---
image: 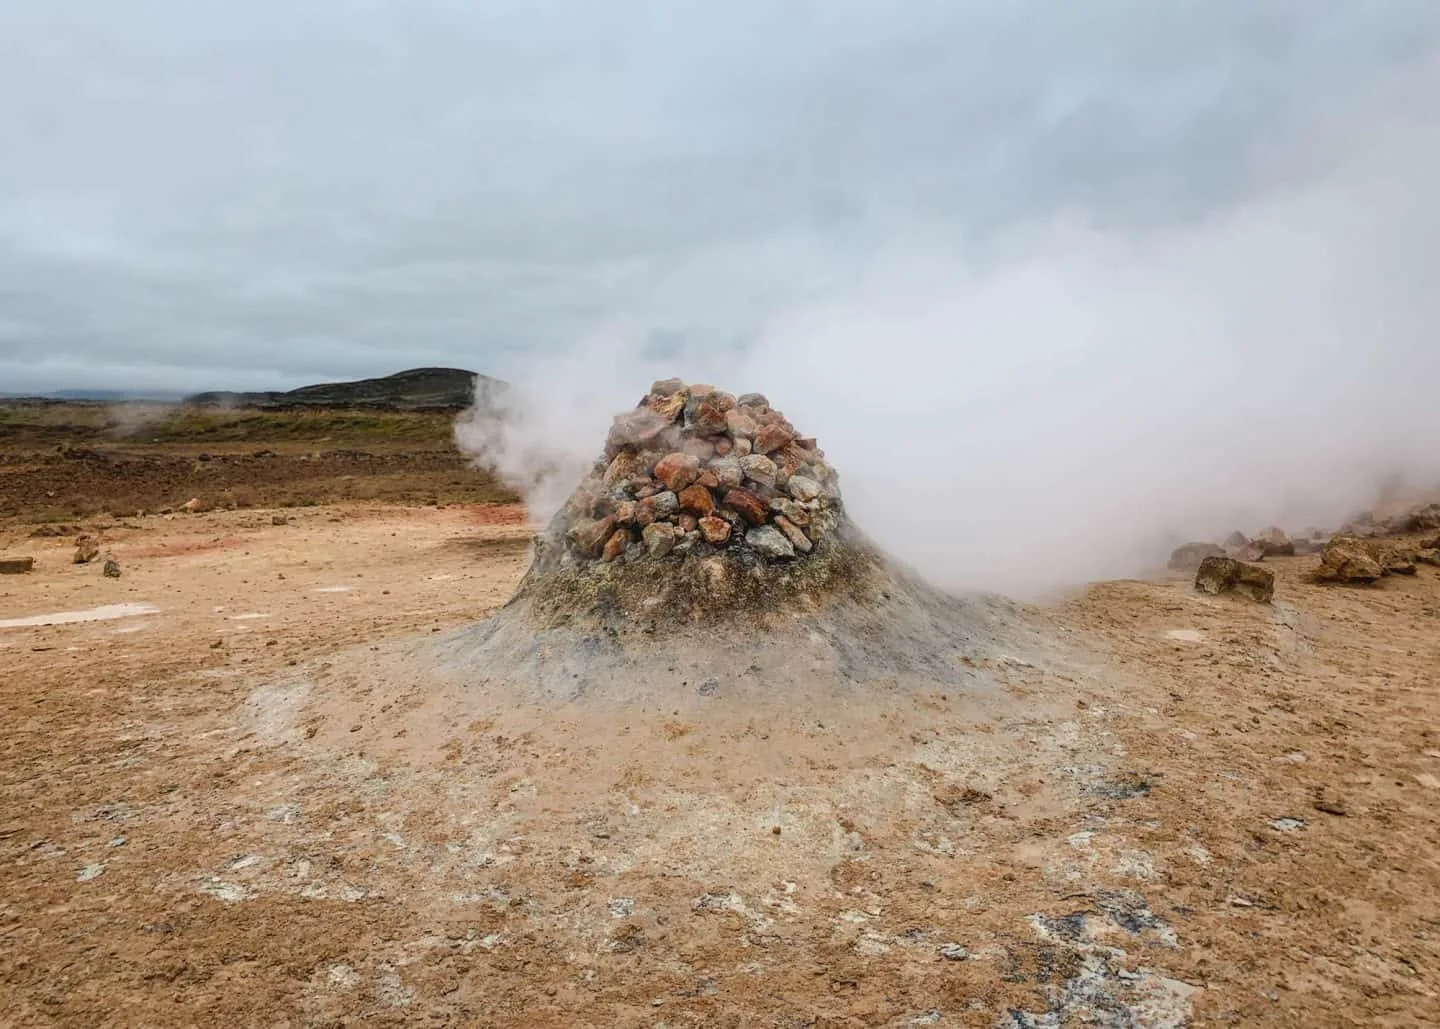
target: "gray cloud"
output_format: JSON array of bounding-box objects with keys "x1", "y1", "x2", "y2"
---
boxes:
[{"x1": 3, "y1": 1, "x2": 1437, "y2": 391}]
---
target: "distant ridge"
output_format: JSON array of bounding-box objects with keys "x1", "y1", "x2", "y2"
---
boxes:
[{"x1": 186, "y1": 367, "x2": 499, "y2": 410}]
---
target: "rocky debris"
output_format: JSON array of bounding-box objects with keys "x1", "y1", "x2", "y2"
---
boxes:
[
  {"x1": 30, "y1": 523, "x2": 82, "y2": 538},
  {"x1": 1194, "y1": 556, "x2": 1275, "y2": 603},
  {"x1": 1311, "y1": 539, "x2": 1385, "y2": 585},
  {"x1": 103, "y1": 558, "x2": 121, "y2": 578},
  {"x1": 73, "y1": 535, "x2": 100, "y2": 564},
  {"x1": 1167, "y1": 542, "x2": 1225, "y2": 571},
  {"x1": 0, "y1": 557, "x2": 35, "y2": 574},
  {"x1": 1254, "y1": 526, "x2": 1296, "y2": 557},
  {"x1": 537, "y1": 381, "x2": 843, "y2": 573},
  {"x1": 1223, "y1": 530, "x2": 1250, "y2": 550},
  {"x1": 938, "y1": 943, "x2": 970, "y2": 961}
]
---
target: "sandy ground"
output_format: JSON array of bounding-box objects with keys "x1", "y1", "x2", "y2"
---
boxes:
[{"x1": 0, "y1": 504, "x2": 1436, "y2": 1027}]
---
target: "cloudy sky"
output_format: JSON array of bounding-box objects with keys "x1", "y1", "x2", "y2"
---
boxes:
[{"x1": 3, "y1": 1, "x2": 1437, "y2": 393}]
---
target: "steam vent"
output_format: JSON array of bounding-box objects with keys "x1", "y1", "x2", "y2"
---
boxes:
[{"x1": 441, "y1": 379, "x2": 1033, "y2": 701}]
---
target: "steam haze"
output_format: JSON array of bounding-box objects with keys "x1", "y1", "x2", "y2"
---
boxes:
[{"x1": 5, "y1": 2, "x2": 1440, "y2": 591}]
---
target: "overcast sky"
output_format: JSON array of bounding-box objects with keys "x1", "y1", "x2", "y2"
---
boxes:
[{"x1": 2, "y1": 1, "x2": 1436, "y2": 391}]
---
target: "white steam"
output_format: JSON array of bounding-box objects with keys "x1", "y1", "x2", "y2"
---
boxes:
[{"x1": 456, "y1": 108, "x2": 1440, "y2": 596}]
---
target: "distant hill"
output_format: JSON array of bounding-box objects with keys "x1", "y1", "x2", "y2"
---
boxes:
[
  {"x1": 186, "y1": 367, "x2": 498, "y2": 411},
  {"x1": 0, "y1": 388, "x2": 193, "y2": 402}
]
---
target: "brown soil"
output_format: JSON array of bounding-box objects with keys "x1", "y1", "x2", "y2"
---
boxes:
[{"x1": 0, "y1": 504, "x2": 1436, "y2": 1024}]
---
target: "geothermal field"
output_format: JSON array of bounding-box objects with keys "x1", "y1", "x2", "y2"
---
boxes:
[{"x1": 0, "y1": 384, "x2": 1437, "y2": 1028}]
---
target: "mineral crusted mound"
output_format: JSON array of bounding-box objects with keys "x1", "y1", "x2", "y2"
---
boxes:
[{"x1": 438, "y1": 380, "x2": 1045, "y2": 702}]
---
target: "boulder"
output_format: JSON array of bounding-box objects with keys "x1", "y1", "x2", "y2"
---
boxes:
[
  {"x1": 103, "y1": 558, "x2": 121, "y2": 578},
  {"x1": 1167, "y1": 542, "x2": 1225, "y2": 571},
  {"x1": 746, "y1": 525, "x2": 796, "y2": 560},
  {"x1": 73, "y1": 535, "x2": 100, "y2": 564},
  {"x1": 678, "y1": 484, "x2": 716, "y2": 518},
  {"x1": 1254, "y1": 526, "x2": 1295, "y2": 557},
  {"x1": 1311, "y1": 539, "x2": 1384, "y2": 585},
  {"x1": 1194, "y1": 556, "x2": 1275, "y2": 603}
]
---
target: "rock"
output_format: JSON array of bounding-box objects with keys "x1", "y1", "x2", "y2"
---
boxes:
[
  {"x1": 1167, "y1": 542, "x2": 1226, "y2": 571},
  {"x1": 653, "y1": 452, "x2": 701, "y2": 492},
  {"x1": 1254, "y1": 526, "x2": 1295, "y2": 557},
  {"x1": 1417, "y1": 548, "x2": 1440, "y2": 567},
  {"x1": 103, "y1": 558, "x2": 121, "y2": 578},
  {"x1": 710, "y1": 456, "x2": 743, "y2": 489},
  {"x1": 642, "y1": 522, "x2": 677, "y2": 558},
  {"x1": 732, "y1": 437, "x2": 753, "y2": 457},
  {"x1": 271, "y1": 514, "x2": 289, "y2": 526},
  {"x1": 722, "y1": 488, "x2": 769, "y2": 526},
  {"x1": 698, "y1": 516, "x2": 732, "y2": 545},
  {"x1": 678, "y1": 484, "x2": 716, "y2": 518},
  {"x1": 746, "y1": 525, "x2": 795, "y2": 560},
  {"x1": 754, "y1": 423, "x2": 794, "y2": 455},
  {"x1": 682, "y1": 437, "x2": 716, "y2": 461},
  {"x1": 770, "y1": 497, "x2": 811, "y2": 527},
  {"x1": 636, "y1": 491, "x2": 679, "y2": 526},
  {"x1": 603, "y1": 451, "x2": 649, "y2": 488},
  {"x1": 677, "y1": 513, "x2": 699, "y2": 534},
  {"x1": 613, "y1": 500, "x2": 637, "y2": 527},
  {"x1": 602, "y1": 529, "x2": 629, "y2": 563},
  {"x1": 73, "y1": 536, "x2": 100, "y2": 564},
  {"x1": 1382, "y1": 503, "x2": 1440, "y2": 534},
  {"x1": 938, "y1": 944, "x2": 969, "y2": 962},
  {"x1": 725, "y1": 409, "x2": 758, "y2": 440},
  {"x1": 713, "y1": 437, "x2": 733, "y2": 456},
  {"x1": 569, "y1": 514, "x2": 618, "y2": 557},
  {"x1": 646, "y1": 390, "x2": 687, "y2": 424},
  {"x1": 1292, "y1": 538, "x2": 1324, "y2": 556},
  {"x1": 774, "y1": 515, "x2": 812, "y2": 553},
  {"x1": 650, "y1": 377, "x2": 686, "y2": 397},
  {"x1": 608, "y1": 409, "x2": 669, "y2": 449},
  {"x1": 786, "y1": 475, "x2": 822, "y2": 503},
  {"x1": 1311, "y1": 539, "x2": 1384, "y2": 584},
  {"x1": 695, "y1": 469, "x2": 720, "y2": 490},
  {"x1": 686, "y1": 400, "x2": 730, "y2": 436},
  {"x1": 180, "y1": 497, "x2": 203, "y2": 513},
  {"x1": 739, "y1": 454, "x2": 778, "y2": 489},
  {"x1": 673, "y1": 530, "x2": 701, "y2": 556},
  {"x1": 1194, "y1": 556, "x2": 1275, "y2": 603},
  {"x1": 0, "y1": 557, "x2": 34, "y2": 574},
  {"x1": 1223, "y1": 531, "x2": 1250, "y2": 550},
  {"x1": 737, "y1": 392, "x2": 769, "y2": 408}
]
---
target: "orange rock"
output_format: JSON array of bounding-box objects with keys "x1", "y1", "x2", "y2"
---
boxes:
[
  {"x1": 722, "y1": 488, "x2": 768, "y2": 526},
  {"x1": 679, "y1": 485, "x2": 716, "y2": 517},
  {"x1": 653, "y1": 452, "x2": 701, "y2": 492},
  {"x1": 602, "y1": 529, "x2": 629, "y2": 562},
  {"x1": 755, "y1": 423, "x2": 794, "y2": 455},
  {"x1": 698, "y1": 516, "x2": 732, "y2": 544}
]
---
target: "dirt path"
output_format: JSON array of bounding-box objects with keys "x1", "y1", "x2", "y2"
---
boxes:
[{"x1": 0, "y1": 505, "x2": 1435, "y2": 1027}]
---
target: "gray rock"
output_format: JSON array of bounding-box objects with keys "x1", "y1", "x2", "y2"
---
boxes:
[
  {"x1": 710, "y1": 455, "x2": 743, "y2": 489},
  {"x1": 102, "y1": 558, "x2": 121, "y2": 578},
  {"x1": 650, "y1": 491, "x2": 680, "y2": 520},
  {"x1": 740, "y1": 454, "x2": 778, "y2": 489},
  {"x1": 746, "y1": 525, "x2": 795, "y2": 560},
  {"x1": 1167, "y1": 542, "x2": 1225, "y2": 571},
  {"x1": 938, "y1": 943, "x2": 969, "y2": 961},
  {"x1": 774, "y1": 515, "x2": 812, "y2": 553},
  {"x1": 737, "y1": 393, "x2": 769, "y2": 408},
  {"x1": 650, "y1": 377, "x2": 686, "y2": 396},
  {"x1": 1195, "y1": 555, "x2": 1275, "y2": 602},
  {"x1": 770, "y1": 497, "x2": 811, "y2": 526},
  {"x1": 786, "y1": 475, "x2": 822, "y2": 502},
  {"x1": 672, "y1": 530, "x2": 701, "y2": 557},
  {"x1": 642, "y1": 522, "x2": 677, "y2": 558}
]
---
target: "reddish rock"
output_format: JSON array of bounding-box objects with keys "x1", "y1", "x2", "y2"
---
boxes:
[
  {"x1": 646, "y1": 390, "x2": 687, "y2": 424},
  {"x1": 613, "y1": 500, "x2": 637, "y2": 526},
  {"x1": 634, "y1": 483, "x2": 658, "y2": 500},
  {"x1": 698, "y1": 516, "x2": 732, "y2": 545},
  {"x1": 695, "y1": 469, "x2": 720, "y2": 490},
  {"x1": 796, "y1": 437, "x2": 817, "y2": 451},
  {"x1": 569, "y1": 514, "x2": 617, "y2": 557},
  {"x1": 774, "y1": 515, "x2": 812, "y2": 553},
  {"x1": 603, "y1": 451, "x2": 646, "y2": 488},
  {"x1": 723, "y1": 488, "x2": 769, "y2": 526},
  {"x1": 677, "y1": 513, "x2": 699, "y2": 533},
  {"x1": 650, "y1": 377, "x2": 686, "y2": 396},
  {"x1": 602, "y1": 529, "x2": 629, "y2": 563},
  {"x1": 688, "y1": 401, "x2": 729, "y2": 436},
  {"x1": 608, "y1": 409, "x2": 669, "y2": 449},
  {"x1": 713, "y1": 437, "x2": 733, "y2": 456},
  {"x1": 754, "y1": 423, "x2": 794, "y2": 455},
  {"x1": 653, "y1": 452, "x2": 701, "y2": 492},
  {"x1": 679, "y1": 484, "x2": 716, "y2": 518},
  {"x1": 682, "y1": 437, "x2": 716, "y2": 460}
]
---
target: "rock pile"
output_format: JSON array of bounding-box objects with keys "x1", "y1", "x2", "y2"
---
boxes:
[{"x1": 548, "y1": 379, "x2": 841, "y2": 570}]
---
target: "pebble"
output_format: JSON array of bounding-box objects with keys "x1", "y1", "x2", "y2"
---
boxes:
[{"x1": 938, "y1": 943, "x2": 969, "y2": 961}]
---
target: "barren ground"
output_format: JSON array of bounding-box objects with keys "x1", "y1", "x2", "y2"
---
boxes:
[{"x1": 0, "y1": 453, "x2": 1437, "y2": 1026}]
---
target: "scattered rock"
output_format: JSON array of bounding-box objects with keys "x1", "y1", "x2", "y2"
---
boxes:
[
  {"x1": 1194, "y1": 556, "x2": 1275, "y2": 603},
  {"x1": 1168, "y1": 542, "x2": 1225, "y2": 571},
  {"x1": 103, "y1": 558, "x2": 121, "y2": 579},
  {"x1": 1311, "y1": 539, "x2": 1384, "y2": 585},
  {"x1": 73, "y1": 535, "x2": 100, "y2": 564},
  {"x1": 1253, "y1": 526, "x2": 1295, "y2": 557},
  {"x1": 746, "y1": 525, "x2": 795, "y2": 560},
  {"x1": 271, "y1": 514, "x2": 289, "y2": 526},
  {"x1": 0, "y1": 557, "x2": 34, "y2": 575},
  {"x1": 938, "y1": 944, "x2": 969, "y2": 961}
]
